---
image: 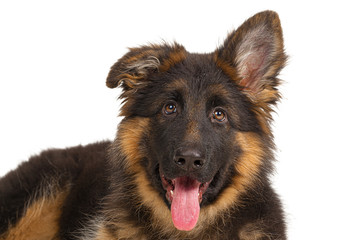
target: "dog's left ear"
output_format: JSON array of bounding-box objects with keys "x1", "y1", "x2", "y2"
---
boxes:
[
  {"x1": 106, "y1": 43, "x2": 186, "y2": 90},
  {"x1": 215, "y1": 11, "x2": 286, "y2": 103}
]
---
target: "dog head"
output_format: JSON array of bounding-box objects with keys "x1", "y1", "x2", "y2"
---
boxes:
[{"x1": 107, "y1": 10, "x2": 286, "y2": 232}]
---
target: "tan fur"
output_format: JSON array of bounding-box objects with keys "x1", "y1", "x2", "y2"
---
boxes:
[
  {"x1": 253, "y1": 88, "x2": 280, "y2": 135},
  {"x1": 202, "y1": 132, "x2": 264, "y2": 220},
  {"x1": 158, "y1": 49, "x2": 187, "y2": 72},
  {"x1": 107, "y1": 117, "x2": 172, "y2": 238},
  {"x1": 94, "y1": 228, "x2": 117, "y2": 240},
  {"x1": 0, "y1": 188, "x2": 69, "y2": 240},
  {"x1": 238, "y1": 222, "x2": 273, "y2": 240},
  {"x1": 213, "y1": 56, "x2": 240, "y2": 83},
  {"x1": 94, "y1": 222, "x2": 145, "y2": 240},
  {"x1": 124, "y1": 49, "x2": 157, "y2": 65},
  {"x1": 114, "y1": 117, "x2": 177, "y2": 236},
  {"x1": 164, "y1": 78, "x2": 188, "y2": 92}
]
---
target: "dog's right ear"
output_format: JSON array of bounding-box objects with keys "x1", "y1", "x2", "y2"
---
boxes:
[{"x1": 106, "y1": 43, "x2": 186, "y2": 91}]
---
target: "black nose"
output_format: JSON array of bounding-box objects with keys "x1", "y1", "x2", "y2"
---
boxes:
[{"x1": 174, "y1": 147, "x2": 205, "y2": 171}]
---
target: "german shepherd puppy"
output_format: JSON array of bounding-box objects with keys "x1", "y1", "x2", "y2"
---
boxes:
[{"x1": 0, "y1": 11, "x2": 287, "y2": 240}]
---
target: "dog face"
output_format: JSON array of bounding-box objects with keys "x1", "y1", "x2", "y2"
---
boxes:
[
  {"x1": 130, "y1": 54, "x2": 261, "y2": 230},
  {"x1": 137, "y1": 53, "x2": 260, "y2": 197},
  {"x1": 107, "y1": 11, "x2": 286, "y2": 232}
]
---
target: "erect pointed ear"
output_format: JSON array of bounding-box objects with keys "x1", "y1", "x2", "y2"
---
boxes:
[
  {"x1": 215, "y1": 11, "x2": 287, "y2": 102},
  {"x1": 106, "y1": 43, "x2": 186, "y2": 90}
]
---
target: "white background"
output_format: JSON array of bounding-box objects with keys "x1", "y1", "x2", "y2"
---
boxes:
[{"x1": 1, "y1": 1, "x2": 359, "y2": 239}]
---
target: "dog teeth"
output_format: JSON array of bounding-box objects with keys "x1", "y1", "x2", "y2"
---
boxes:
[{"x1": 170, "y1": 190, "x2": 174, "y2": 196}]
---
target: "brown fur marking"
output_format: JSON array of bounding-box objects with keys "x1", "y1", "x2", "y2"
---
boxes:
[
  {"x1": 108, "y1": 117, "x2": 176, "y2": 238},
  {"x1": 94, "y1": 228, "x2": 117, "y2": 240},
  {"x1": 116, "y1": 117, "x2": 150, "y2": 171},
  {"x1": 202, "y1": 132, "x2": 264, "y2": 219},
  {"x1": 117, "y1": 118, "x2": 175, "y2": 230},
  {"x1": 238, "y1": 222, "x2": 273, "y2": 240},
  {"x1": 213, "y1": 55, "x2": 241, "y2": 83},
  {"x1": 94, "y1": 222, "x2": 145, "y2": 240},
  {"x1": 158, "y1": 49, "x2": 187, "y2": 72},
  {"x1": 0, "y1": 188, "x2": 69, "y2": 240}
]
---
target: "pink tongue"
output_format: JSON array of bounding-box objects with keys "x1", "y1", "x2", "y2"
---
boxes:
[{"x1": 171, "y1": 177, "x2": 201, "y2": 231}]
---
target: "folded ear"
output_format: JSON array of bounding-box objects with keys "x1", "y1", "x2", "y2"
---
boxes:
[
  {"x1": 106, "y1": 43, "x2": 186, "y2": 90},
  {"x1": 215, "y1": 11, "x2": 287, "y2": 103}
]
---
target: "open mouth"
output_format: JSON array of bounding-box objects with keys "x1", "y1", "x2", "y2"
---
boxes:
[
  {"x1": 161, "y1": 173, "x2": 211, "y2": 231},
  {"x1": 161, "y1": 175, "x2": 210, "y2": 204}
]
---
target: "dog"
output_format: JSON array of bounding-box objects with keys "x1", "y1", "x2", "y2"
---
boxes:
[{"x1": 0, "y1": 10, "x2": 287, "y2": 240}]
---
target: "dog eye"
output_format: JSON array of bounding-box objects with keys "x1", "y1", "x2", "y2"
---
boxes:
[
  {"x1": 163, "y1": 103, "x2": 177, "y2": 115},
  {"x1": 212, "y1": 109, "x2": 227, "y2": 123}
]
